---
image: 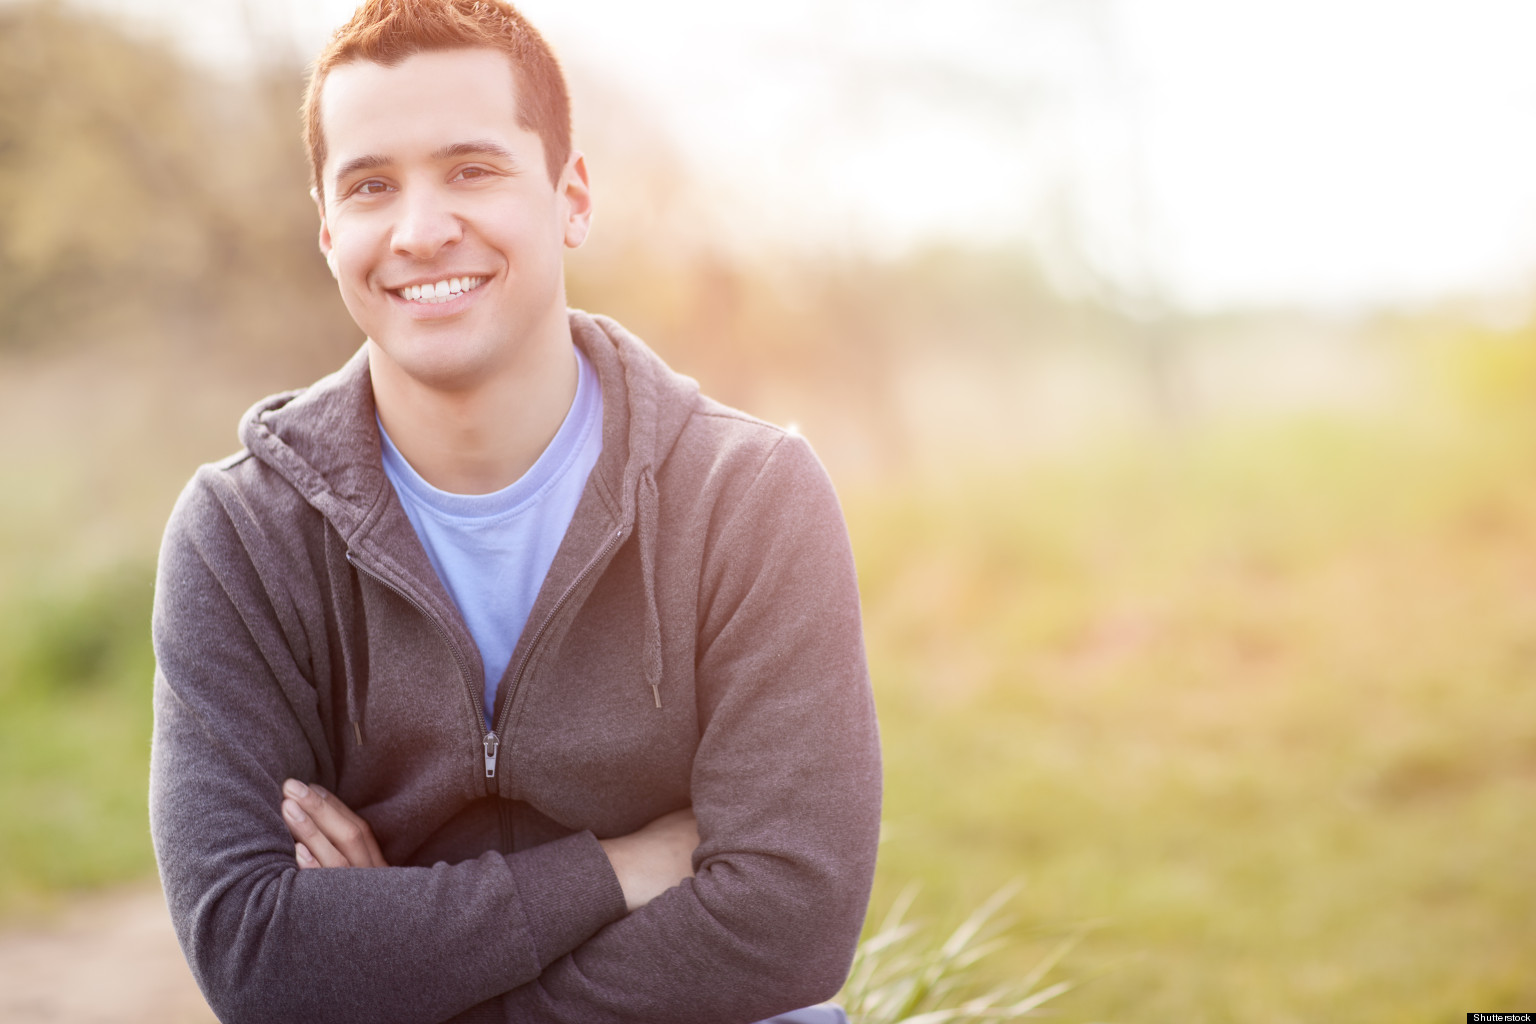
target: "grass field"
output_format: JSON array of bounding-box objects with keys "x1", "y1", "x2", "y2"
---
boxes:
[
  {"x1": 849, "y1": 404, "x2": 1536, "y2": 1022},
  {"x1": 0, "y1": 566, "x2": 155, "y2": 912},
  {"x1": 2, "y1": 350, "x2": 1534, "y2": 1021}
]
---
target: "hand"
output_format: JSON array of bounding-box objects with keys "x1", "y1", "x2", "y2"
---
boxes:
[
  {"x1": 280, "y1": 778, "x2": 389, "y2": 869},
  {"x1": 598, "y1": 808, "x2": 700, "y2": 912}
]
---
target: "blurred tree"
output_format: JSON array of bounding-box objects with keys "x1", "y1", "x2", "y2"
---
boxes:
[{"x1": 0, "y1": 0, "x2": 353, "y2": 371}]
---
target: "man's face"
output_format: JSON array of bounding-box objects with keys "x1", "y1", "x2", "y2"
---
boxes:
[{"x1": 316, "y1": 48, "x2": 590, "y2": 391}]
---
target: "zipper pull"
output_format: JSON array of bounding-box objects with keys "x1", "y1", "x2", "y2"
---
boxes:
[{"x1": 483, "y1": 731, "x2": 500, "y2": 778}]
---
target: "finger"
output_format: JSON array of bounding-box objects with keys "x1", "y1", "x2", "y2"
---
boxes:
[
  {"x1": 281, "y1": 797, "x2": 350, "y2": 868},
  {"x1": 310, "y1": 784, "x2": 388, "y2": 867},
  {"x1": 295, "y1": 842, "x2": 320, "y2": 870},
  {"x1": 283, "y1": 780, "x2": 380, "y2": 868},
  {"x1": 285, "y1": 780, "x2": 385, "y2": 867}
]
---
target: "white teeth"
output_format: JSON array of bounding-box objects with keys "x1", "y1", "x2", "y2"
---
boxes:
[{"x1": 396, "y1": 276, "x2": 484, "y2": 304}]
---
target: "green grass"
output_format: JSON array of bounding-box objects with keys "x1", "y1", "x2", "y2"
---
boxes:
[
  {"x1": 0, "y1": 564, "x2": 158, "y2": 915},
  {"x1": 846, "y1": 408, "x2": 1536, "y2": 1022}
]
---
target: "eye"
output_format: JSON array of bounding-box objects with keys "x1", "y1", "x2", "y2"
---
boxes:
[
  {"x1": 355, "y1": 179, "x2": 391, "y2": 196},
  {"x1": 453, "y1": 166, "x2": 492, "y2": 182}
]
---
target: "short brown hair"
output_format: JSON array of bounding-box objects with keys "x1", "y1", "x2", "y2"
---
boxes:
[{"x1": 303, "y1": 0, "x2": 571, "y2": 197}]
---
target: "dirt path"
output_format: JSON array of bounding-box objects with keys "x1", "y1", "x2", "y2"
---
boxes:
[{"x1": 0, "y1": 884, "x2": 214, "y2": 1024}]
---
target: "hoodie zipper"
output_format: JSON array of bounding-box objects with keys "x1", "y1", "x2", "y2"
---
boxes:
[
  {"x1": 344, "y1": 551, "x2": 493, "y2": 789},
  {"x1": 347, "y1": 522, "x2": 628, "y2": 797},
  {"x1": 488, "y1": 524, "x2": 628, "y2": 758}
]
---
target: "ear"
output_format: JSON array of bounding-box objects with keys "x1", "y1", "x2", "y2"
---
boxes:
[
  {"x1": 559, "y1": 151, "x2": 593, "y2": 249},
  {"x1": 312, "y1": 186, "x2": 339, "y2": 280}
]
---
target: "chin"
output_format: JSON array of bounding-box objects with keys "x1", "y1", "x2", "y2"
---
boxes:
[{"x1": 370, "y1": 336, "x2": 500, "y2": 394}]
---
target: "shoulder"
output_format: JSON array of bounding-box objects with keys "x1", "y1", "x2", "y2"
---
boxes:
[
  {"x1": 668, "y1": 395, "x2": 835, "y2": 512},
  {"x1": 682, "y1": 394, "x2": 801, "y2": 466},
  {"x1": 159, "y1": 439, "x2": 334, "y2": 619},
  {"x1": 165, "y1": 449, "x2": 315, "y2": 551},
  {"x1": 656, "y1": 399, "x2": 852, "y2": 601},
  {"x1": 166, "y1": 351, "x2": 378, "y2": 558}
]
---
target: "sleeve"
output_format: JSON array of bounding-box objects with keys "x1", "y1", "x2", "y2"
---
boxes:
[
  {"x1": 493, "y1": 435, "x2": 884, "y2": 1023},
  {"x1": 148, "y1": 471, "x2": 627, "y2": 1024}
]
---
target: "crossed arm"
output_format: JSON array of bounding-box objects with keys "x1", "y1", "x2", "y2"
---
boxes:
[{"x1": 279, "y1": 777, "x2": 700, "y2": 913}]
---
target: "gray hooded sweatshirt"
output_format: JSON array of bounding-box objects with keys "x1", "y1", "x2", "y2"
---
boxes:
[{"x1": 149, "y1": 312, "x2": 882, "y2": 1024}]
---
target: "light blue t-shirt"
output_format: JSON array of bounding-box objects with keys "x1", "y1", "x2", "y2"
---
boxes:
[{"x1": 379, "y1": 347, "x2": 603, "y2": 726}]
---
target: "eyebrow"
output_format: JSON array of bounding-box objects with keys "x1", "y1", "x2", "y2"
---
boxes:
[
  {"x1": 432, "y1": 140, "x2": 518, "y2": 164},
  {"x1": 330, "y1": 140, "x2": 520, "y2": 191},
  {"x1": 331, "y1": 153, "x2": 390, "y2": 189}
]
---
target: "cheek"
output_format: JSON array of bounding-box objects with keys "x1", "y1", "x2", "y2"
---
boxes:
[
  {"x1": 338, "y1": 281, "x2": 375, "y2": 329},
  {"x1": 329, "y1": 249, "x2": 387, "y2": 334},
  {"x1": 328, "y1": 236, "x2": 385, "y2": 306},
  {"x1": 471, "y1": 194, "x2": 559, "y2": 262},
  {"x1": 326, "y1": 217, "x2": 383, "y2": 279},
  {"x1": 335, "y1": 251, "x2": 371, "y2": 291}
]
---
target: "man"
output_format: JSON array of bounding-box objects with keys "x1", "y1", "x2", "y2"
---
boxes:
[{"x1": 148, "y1": 1, "x2": 881, "y2": 1022}]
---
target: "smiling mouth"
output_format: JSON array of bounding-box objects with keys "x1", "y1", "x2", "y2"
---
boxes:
[{"x1": 393, "y1": 276, "x2": 487, "y2": 304}]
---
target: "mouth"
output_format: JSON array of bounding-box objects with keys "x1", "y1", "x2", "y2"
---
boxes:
[{"x1": 391, "y1": 275, "x2": 487, "y2": 305}]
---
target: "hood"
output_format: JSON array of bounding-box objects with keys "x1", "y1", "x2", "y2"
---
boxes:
[
  {"x1": 234, "y1": 309, "x2": 702, "y2": 733},
  {"x1": 236, "y1": 310, "x2": 699, "y2": 539}
]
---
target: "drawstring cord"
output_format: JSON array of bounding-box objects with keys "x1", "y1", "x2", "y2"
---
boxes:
[
  {"x1": 637, "y1": 466, "x2": 664, "y2": 708},
  {"x1": 327, "y1": 531, "x2": 365, "y2": 747}
]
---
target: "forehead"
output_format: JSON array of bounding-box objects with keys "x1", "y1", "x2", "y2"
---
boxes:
[{"x1": 319, "y1": 48, "x2": 529, "y2": 175}]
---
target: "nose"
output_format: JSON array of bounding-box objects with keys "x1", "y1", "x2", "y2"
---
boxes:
[{"x1": 390, "y1": 184, "x2": 463, "y2": 260}]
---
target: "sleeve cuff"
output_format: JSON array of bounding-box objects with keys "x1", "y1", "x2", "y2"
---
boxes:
[{"x1": 506, "y1": 829, "x2": 627, "y2": 969}]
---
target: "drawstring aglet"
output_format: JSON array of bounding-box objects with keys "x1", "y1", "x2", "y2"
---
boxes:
[
  {"x1": 352, "y1": 721, "x2": 364, "y2": 747},
  {"x1": 651, "y1": 682, "x2": 662, "y2": 708}
]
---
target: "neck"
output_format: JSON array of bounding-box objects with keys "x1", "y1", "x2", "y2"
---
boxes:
[{"x1": 368, "y1": 316, "x2": 579, "y2": 495}]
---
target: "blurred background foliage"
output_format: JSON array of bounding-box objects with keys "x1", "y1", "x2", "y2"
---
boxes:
[
  {"x1": 0, "y1": 1, "x2": 354, "y2": 365},
  {"x1": 3, "y1": 1, "x2": 1536, "y2": 1022}
]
